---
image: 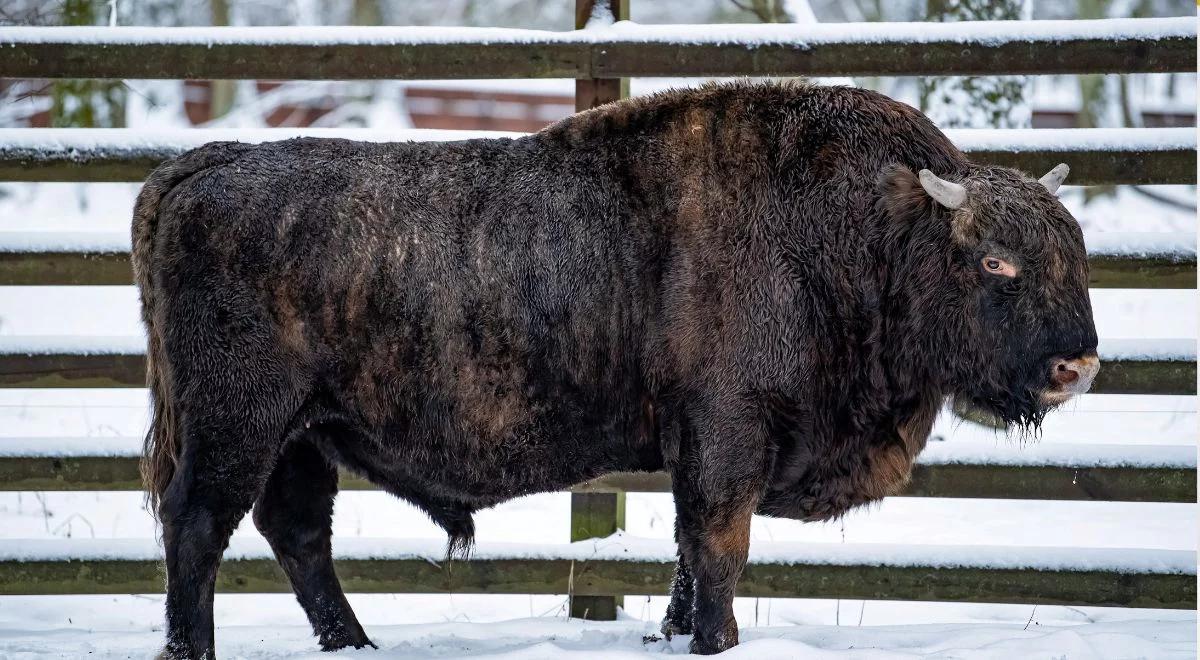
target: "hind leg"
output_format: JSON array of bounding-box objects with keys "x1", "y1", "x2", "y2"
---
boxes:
[
  {"x1": 158, "y1": 414, "x2": 287, "y2": 659},
  {"x1": 252, "y1": 438, "x2": 374, "y2": 651}
]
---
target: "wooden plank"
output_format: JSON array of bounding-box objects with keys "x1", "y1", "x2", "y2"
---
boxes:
[
  {"x1": 568, "y1": 493, "x2": 625, "y2": 620},
  {"x1": 1, "y1": 138, "x2": 1190, "y2": 185},
  {"x1": 966, "y1": 145, "x2": 1196, "y2": 187},
  {"x1": 0, "y1": 252, "x2": 132, "y2": 286},
  {"x1": 0, "y1": 18, "x2": 1192, "y2": 80},
  {"x1": 1087, "y1": 254, "x2": 1195, "y2": 289},
  {"x1": 0, "y1": 354, "x2": 146, "y2": 388},
  {"x1": 1090, "y1": 358, "x2": 1196, "y2": 396},
  {"x1": 0, "y1": 354, "x2": 1187, "y2": 393},
  {"x1": 1, "y1": 457, "x2": 1192, "y2": 503},
  {"x1": 0, "y1": 555, "x2": 1191, "y2": 609},
  {"x1": 0, "y1": 250, "x2": 1188, "y2": 288}
]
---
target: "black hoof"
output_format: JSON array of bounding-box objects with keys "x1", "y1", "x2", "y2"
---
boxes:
[{"x1": 319, "y1": 631, "x2": 377, "y2": 652}]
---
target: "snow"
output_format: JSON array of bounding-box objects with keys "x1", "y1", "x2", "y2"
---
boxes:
[
  {"x1": 0, "y1": 534, "x2": 1191, "y2": 574},
  {"x1": 0, "y1": 127, "x2": 523, "y2": 157},
  {"x1": 0, "y1": 335, "x2": 145, "y2": 356},
  {"x1": 916, "y1": 441, "x2": 1194, "y2": 468},
  {"x1": 1096, "y1": 337, "x2": 1194, "y2": 361},
  {"x1": 0, "y1": 231, "x2": 131, "y2": 253},
  {"x1": 0, "y1": 17, "x2": 1191, "y2": 47},
  {"x1": 1, "y1": 467, "x2": 1192, "y2": 656},
  {"x1": 2, "y1": 126, "x2": 1190, "y2": 160},
  {"x1": 0, "y1": 613, "x2": 1191, "y2": 660},
  {"x1": 1, "y1": 434, "x2": 1191, "y2": 470},
  {"x1": 1084, "y1": 232, "x2": 1195, "y2": 259},
  {"x1": 944, "y1": 126, "x2": 1195, "y2": 151}
]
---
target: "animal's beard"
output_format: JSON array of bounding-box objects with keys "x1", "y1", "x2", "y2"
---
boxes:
[{"x1": 954, "y1": 364, "x2": 1053, "y2": 437}]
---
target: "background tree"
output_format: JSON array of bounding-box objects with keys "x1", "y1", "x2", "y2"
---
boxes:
[
  {"x1": 918, "y1": 0, "x2": 1031, "y2": 129},
  {"x1": 50, "y1": 0, "x2": 125, "y2": 128},
  {"x1": 208, "y1": 0, "x2": 237, "y2": 121}
]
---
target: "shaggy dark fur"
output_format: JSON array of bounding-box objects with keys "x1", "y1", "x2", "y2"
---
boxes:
[{"x1": 133, "y1": 81, "x2": 1097, "y2": 658}]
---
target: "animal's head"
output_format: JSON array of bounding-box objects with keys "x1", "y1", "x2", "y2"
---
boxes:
[{"x1": 884, "y1": 163, "x2": 1099, "y2": 429}]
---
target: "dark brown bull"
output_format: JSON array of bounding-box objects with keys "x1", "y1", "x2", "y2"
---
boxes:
[{"x1": 133, "y1": 81, "x2": 1098, "y2": 658}]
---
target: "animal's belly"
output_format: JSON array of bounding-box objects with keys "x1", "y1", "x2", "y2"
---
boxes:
[{"x1": 331, "y1": 388, "x2": 663, "y2": 506}]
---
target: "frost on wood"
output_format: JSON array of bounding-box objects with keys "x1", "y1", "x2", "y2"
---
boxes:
[
  {"x1": 1084, "y1": 232, "x2": 1196, "y2": 261},
  {"x1": 2, "y1": 435, "x2": 1190, "y2": 469},
  {"x1": 0, "y1": 18, "x2": 1194, "y2": 80},
  {"x1": 1, "y1": 125, "x2": 1190, "y2": 160},
  {"x1": 0, "y1": 535, "x2": 1192, "y2": 574},
  {"x1": 943, "y1": 127, "x2": 1195, "y2": 151},
  {"x1": 1098, "y1": 338, "x2": 1195, "y2": 361},
  {"x1": 0, "y1": 17, "x2": 1192, "y2": 47}
]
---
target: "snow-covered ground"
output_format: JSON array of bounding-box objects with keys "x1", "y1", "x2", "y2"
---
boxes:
[
  {"x1": 0, "y1": 485, "x2": 1195, "y2": 658},
  {"x1": 0, "y1": 605, "x2": 1194, "y2": 659}
]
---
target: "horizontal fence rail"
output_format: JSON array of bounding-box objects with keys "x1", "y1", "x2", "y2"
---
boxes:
[
  {"x1": 0, "y1": 18, "x2": 1194, "y2": 80},
  {"x1": 0, "y1": 342, "x2": 1190, "y2": 392},
  {"x1": 0, "y1": 539, "x2": 1193, "y2": 609},
  {"x1": 0, "y1": 127, "x2": 1193, "y2": 185},
  {"x1": 1, "y1": 442, "x2": 1193, "y2": 502},
  {"x1": 0, "y1": 231, "x2": 1191, "y2": 288}
]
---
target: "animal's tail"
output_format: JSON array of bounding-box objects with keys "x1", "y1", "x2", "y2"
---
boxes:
[{"x1": 132, "y1": 142, "x2": 251, "y2": 519}]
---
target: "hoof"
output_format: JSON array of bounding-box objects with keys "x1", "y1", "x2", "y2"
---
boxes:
[{"x1": 319, "y1": 631, "x2": 377, "y2": 652}]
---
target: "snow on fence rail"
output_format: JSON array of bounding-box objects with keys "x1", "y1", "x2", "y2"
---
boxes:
[
  {"x1": 0, "y1": 440, "x2": 1192, "y2": 502},
  {"x1": 0, "y1": 230, "x2": 1189, "y2": 288},
  {"x1": 0, "y1": 127, "x2": 1194, "y2": 185},
  {"x1": 0, "y1": 17, "x2": 1194, "y2": 79},
  {"x1": 5, "y1": 436, "x2": 1194, "y2": 468},
  {"x1": 0, "y1": 536, "x2": 1192, "y2": 609}
]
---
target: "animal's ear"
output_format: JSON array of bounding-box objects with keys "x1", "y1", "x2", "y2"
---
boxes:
[
  {"x1": 878, "y1": 165, "x2": 978, "y2": 246},
  {"x1": 877, "y1": 165, "x2": 930, "y2": 225}
]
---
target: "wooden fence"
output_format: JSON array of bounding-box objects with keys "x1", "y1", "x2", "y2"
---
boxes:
[{"x1": 0, "y1": 0, "x2": 1195, "y2": 622}]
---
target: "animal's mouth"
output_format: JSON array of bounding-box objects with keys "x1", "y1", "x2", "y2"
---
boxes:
[{"x1": 1038, "y1": 388, "x2": 1075, "y2": 407}]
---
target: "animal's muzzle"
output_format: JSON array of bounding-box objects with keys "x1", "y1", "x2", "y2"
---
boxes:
[{"x1": 1043, "y1": 353, "x2": 1100, "y2": 404}]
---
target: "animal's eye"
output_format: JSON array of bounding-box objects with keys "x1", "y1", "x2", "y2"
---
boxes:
[{"x1": 981, "y1": 257, "x2": 1017, "y2": 278}]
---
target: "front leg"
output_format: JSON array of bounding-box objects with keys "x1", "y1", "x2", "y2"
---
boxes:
[{"x1": 668, "y1": 404, "x2": 768, "y2": 655}]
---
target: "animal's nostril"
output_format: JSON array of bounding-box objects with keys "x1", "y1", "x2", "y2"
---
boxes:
[{"x1": 1053, "y1": 362, "x2": 1080, "y2": 385}]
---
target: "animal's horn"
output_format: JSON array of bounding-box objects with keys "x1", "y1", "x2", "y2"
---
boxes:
[
  {"x1": 918, "y1": 169, "x2": 966, "y2": 210},
  {"x1": 1039, "y1": 163, "x2": 1069, "y2": 194}
]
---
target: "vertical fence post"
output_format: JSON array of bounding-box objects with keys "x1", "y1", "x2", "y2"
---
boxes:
[{"x1": 569, "y1": 0, "x2": 629, "y2": 622}]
